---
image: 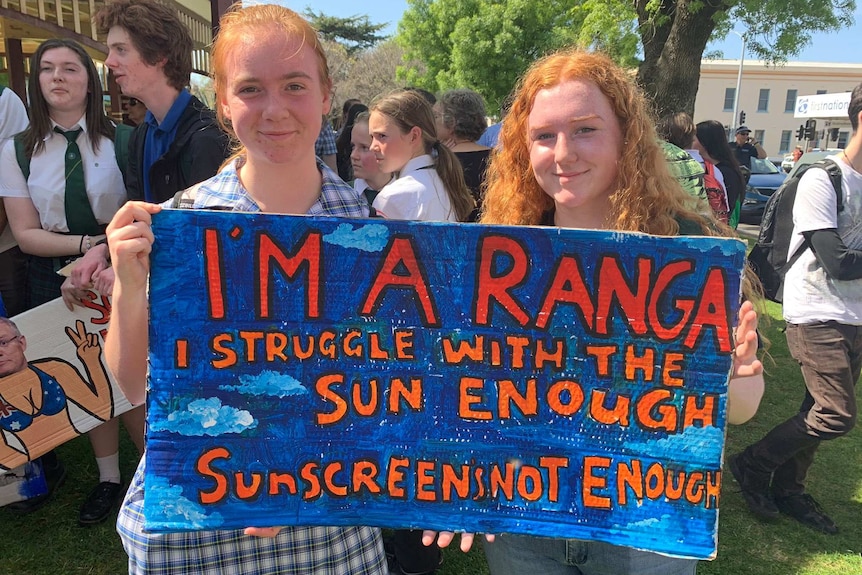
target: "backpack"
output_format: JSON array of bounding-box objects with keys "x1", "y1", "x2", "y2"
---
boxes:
[
  {"x1": 13, "y1": 123, "x2": 134, "y2": 182},
  {"x1": 746, "y1": 159, "x2": 844, "y2": 303},
  {"x1": 703, "y1": 161, "x2": 729, "y2": 224}
]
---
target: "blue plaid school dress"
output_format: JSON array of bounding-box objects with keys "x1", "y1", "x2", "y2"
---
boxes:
[{"x1": 117, "y1": 159, "x2": 385, "y2": 575}]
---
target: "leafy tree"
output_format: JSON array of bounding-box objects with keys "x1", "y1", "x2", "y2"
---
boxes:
[
  {"x1": 396, "y1": 0, "x2": 855, "y2": 118},
  {"x1": 306, "y1": 10, "x2": 389, "y2": 55},
  {"x1": 396, "y1": 0, "x2": 640, "y2": 115},
  {"x1": 635, "y1": 0, "x2": 855, "y2": 117}
]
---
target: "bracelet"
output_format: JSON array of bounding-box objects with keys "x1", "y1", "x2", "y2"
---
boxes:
[
  {"x1": 81, "y1": 235, "x2": 91, "y2": 255},
  {"x1": 79, "y1": 235, "x2": 85, "y2": 255}
]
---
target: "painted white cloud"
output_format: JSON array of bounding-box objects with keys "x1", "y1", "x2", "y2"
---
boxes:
[
  {"x1": 147, "y1": 474, "x2": 224, "y2": 529},
  {"x1": 150, "y1": 397, "x2": 257, "y2": 436},
  {"x1": 324, "y1": 223, "x2": 389, "y2": 252},
  {"x1": 219, "y1": 370, "x2": 308, "y2": 398}
]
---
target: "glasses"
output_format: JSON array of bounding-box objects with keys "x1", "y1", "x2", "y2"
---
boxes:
[
  {"x1": 128, "y1": 98, "x2": 140, "y2": 106},
  {"x1": 0, "y1": 336, "x2": 22, "y2": 348}
]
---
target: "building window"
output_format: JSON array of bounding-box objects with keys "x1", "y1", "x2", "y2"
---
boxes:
[
  {"x1": 754, "y1": 130, "x2": 765, "y2": 145},
  {"x1": 723, "y1": 88, "x2": 735, "y2": 111},
  {"x1": 757, "y1": 89, "x2": 770, "y2": 112},
  {"x1": 838, "y1": 131, "x2": 849, "y2": 148},
  {"x1": 816, "y1": 89, "x2": 827, "y2": 95},
  {"x1": 779, "y1": 130, "x2": 792, "y2": 153},
  {"x1": 785, "y1": 89, "x2": 797, "y2": 112}
]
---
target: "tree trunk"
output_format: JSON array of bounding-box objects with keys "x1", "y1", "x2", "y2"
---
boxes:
[{"x1": 636, "y1": 0, "x2": 725, "y2": 118}]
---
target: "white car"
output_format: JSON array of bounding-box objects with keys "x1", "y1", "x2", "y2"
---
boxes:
[{"x1": 781, "y1": 154, "x2": 795, "y2": 173}]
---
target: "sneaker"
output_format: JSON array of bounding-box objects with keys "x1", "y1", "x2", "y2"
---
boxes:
[
  {"x1": 5, "y1": 457, "x2": 67, "y2": 515},
  {"x1": 727, "y1": 453, "x2": 779, "y2": 520},
  {"x1": 78, "y1": 481, "x2": 124, "y2": 526},
  {"x1": 774, "y1": 493, "x2": 838, "y2": 535}
]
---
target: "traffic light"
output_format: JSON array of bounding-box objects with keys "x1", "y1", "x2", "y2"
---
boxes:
[
  {"x1": 739, "y1": 110, "x2": 746, "y2": 125},
  {"x1": 796, "y1": 124, "x2": 805, "y2": 140},
  {"x1": 830, "y1": 128, "x2": 840, "y2": 141},
  {"x1": 804, "y1": 119, "x2": 817, "y2": 140}
]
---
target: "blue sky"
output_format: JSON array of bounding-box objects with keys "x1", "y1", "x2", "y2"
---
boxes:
[{"x1": 276, "y1": 0, "x2": 862, "y2": 64}]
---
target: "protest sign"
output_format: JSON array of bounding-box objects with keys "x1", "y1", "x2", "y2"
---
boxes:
[
  {"x1": 0, "y1": 293, "x2": 136, "y2": 503},
  {"x1": 144, "y1": 210, "x2": 746, "y2": 559}
]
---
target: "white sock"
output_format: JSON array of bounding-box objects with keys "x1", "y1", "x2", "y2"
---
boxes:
[{"x1": 95, "y1": 453, "x2": 121, "y2": 484}]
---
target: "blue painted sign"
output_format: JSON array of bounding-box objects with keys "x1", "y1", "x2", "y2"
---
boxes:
[{"x1": 145, "y1": 210, "x2": 747, "y2": 559}]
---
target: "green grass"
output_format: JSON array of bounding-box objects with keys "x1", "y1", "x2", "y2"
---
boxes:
[{"x1": 2, "y1": 300, "x2": 860, "y2": 574}]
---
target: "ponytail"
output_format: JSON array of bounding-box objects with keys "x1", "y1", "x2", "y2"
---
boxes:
[{"x1": 432, "y1": 141, "x2": 474, "y2": 222}]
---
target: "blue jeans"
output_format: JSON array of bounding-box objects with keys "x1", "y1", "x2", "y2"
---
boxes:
[{"x1": 483, "y1": 535, "x2": 697, "y2": 575}]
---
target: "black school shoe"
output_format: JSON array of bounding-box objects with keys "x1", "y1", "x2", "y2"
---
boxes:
[
  {"x1": 774, "y1": 493, "x2": 838, "y2": 535},
  {"x1": 5, "y1": 456, "x2": 67, "y2": 514},
  {"x1": 78, "y1": 481, "x2": 124, "y2": 526}
]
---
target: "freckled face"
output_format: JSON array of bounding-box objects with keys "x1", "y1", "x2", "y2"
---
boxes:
[
  {"x1": 527, "y1": 79, "x2": 624, "y2": 226},
  {"x1": 219, "y1": 29, "x2": 331, "y2": 166}
]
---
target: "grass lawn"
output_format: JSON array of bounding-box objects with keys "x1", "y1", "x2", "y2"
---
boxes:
[{"x1": 2, "y1": 301, "x2": 860, "y2": 574}]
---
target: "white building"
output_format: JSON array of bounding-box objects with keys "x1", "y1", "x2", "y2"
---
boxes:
[{"x1": 694, "y1": 60, "x2": 862, "y2": 156}]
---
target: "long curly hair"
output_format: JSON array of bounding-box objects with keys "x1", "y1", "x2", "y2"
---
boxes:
[{"x1": 481, "y1": 49, "x2": 712, "y2": 237}]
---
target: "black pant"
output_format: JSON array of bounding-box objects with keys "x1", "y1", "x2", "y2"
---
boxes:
[
  {"x1": 741, "y1": 322, "x2": 862, "y2": 496},
  {"x1": 391, "y1": 529, "x2": 441, "y2": 575}
]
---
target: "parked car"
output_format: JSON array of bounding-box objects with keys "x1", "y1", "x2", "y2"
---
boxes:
[{"x1": 739, "y1": 157, "x2": 788, "y2": 225}]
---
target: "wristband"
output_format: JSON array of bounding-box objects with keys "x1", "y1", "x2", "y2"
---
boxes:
[{"x1": 79, "y1": 235, "x2": 85, "y2": 255}]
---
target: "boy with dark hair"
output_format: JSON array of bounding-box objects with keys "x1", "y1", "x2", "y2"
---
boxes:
[
  {"x1": 95, "y1": 0, "x2": 229, "y2": 204},
  {"x1": 71, "y1": 0, "x2": 230, "y2": 293}
]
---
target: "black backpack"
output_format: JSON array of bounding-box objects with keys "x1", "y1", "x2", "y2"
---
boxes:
[{"x1": 747, "y1": 159, "x2": 843, "y2": 303}]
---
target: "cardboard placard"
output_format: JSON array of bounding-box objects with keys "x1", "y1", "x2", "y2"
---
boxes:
[
  {"x1": 0, "y1": 294, "x2": 135, "y2": 480},
  {"x1": 144, "y1": 210, "x2": 746, "y2": 559}
]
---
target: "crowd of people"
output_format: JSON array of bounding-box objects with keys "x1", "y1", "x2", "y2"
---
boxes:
[{"x1": 1, "y1": 1, "x2": 860, "y2": 574}]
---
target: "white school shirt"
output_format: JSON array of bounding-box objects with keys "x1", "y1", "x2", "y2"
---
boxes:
[
  {"x1": 372, "y1": 154, "x2": 457, "y2": 222},
  {"x1": 783, "y1": 154, "x2": 862, "y2": 325},
  {"x1": 0, "y1": 118, "x2": 126, "y2": 233},
  {"x1": 0, "y1": 87, "x2": 30, "y2": 253}
]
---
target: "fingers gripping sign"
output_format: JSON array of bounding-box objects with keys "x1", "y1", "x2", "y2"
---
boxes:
[{"x1": 106, "y1": 201, "x2": 162, "y2": 290}]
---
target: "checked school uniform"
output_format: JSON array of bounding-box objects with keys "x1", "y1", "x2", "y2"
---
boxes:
[{"x1": 117, "y1": 157, "x2": 386, "y2": 575}]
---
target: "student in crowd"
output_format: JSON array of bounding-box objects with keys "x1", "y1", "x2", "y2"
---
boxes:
[
  {"x1": 123, "y1": 97, "x2": 147, "y2": 127},
  {"x1": 336, "y1": 101, "x2": 368, "y2": 181},
  {"x1": 434, "y1": 89, "x2": 491, "y2": 219},
  {"x1": 96, "y1": 0, "x2": 229, "y2": 204},
  {"x1": 0, "y1": 38, "x2": 145, "y2": 525},
  {"x1": 657, "y1": 111, "x2": 729, "y2": 222},
  {"x1": 69, "y1": 0, "x2": 230, "y2": 298},
  {"x1": 474, "y1": 48, "x2": 765, "y2": 575},
  {"x1": 730, "y1": 82, "x2": 862, "y2": 536},
  {"x1": 655, "y1": 112, "x2": 707, "y2": 205},
  {"x1": 103, "y1": 5, "x2": 387, "y2": 573},
  {"x1": 0, "y1": 85, "x2": 29, "y2": 318},
  {"x1": 368, "y1": 90, "x2": 474, "y2": 222},
  {"x1": 695, "y1": 120, "x2": 746, "y2": 229},
  {"x1": 350, "y1": 111, "x2": 393, "y2": 205}
]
